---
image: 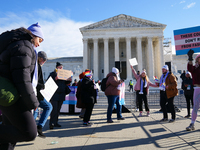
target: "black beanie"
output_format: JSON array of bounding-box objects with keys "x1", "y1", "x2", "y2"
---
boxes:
[{"x1": 56, "y1": 62, "x2": 62, "y2": 68}]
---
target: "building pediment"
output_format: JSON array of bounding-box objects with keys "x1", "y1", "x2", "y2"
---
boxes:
[{"x1": 80, "y1": 14, "x2": 166, "y2": 31}]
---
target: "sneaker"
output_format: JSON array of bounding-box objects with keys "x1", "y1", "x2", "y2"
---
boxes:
[
  {"x1": 107, "y1": 120, "x2": 114, "y2": 123},
  {"x1": 136, "y1": 109, "x2": 139, "y2": 112},
  {"x1": 184, "y1": 115, "x2": 190, "y2": 118},
  {"x1": 186, "y1": 123, "x2": 195, "y2": 131},
  {"x1": 54, "y1": 123, "x2": 61, "y2": 127},
  {"x1": 87, "y1": 121, "x2": 94, "y2": 125},
  {"x1": 159, "y1": 118, "x2": 168, "y2": 122},
  {"x1": 169, "y1": 119, "x2": 175, "y2": 123},
  {"x1": 139, "y1": 113, "x2": 142, "y2": 117},
  {"x1": 79, "y1": 116, "x2": 84, "y2": 119},
  {"x1": 147, "y1": 112, "x2": 150, "y2": 117},
  {"x1": 83, "y1": 122, "x2": 92, "y2": 126},
  {"x1": 37, "y1": 125, "x2": 46, "y2": 138},
  {"x1": 49, "y1": 124, "x2": 54, "y2": 129},
  {"x1": 117, "y1": 117, "x2": 125, "y2": 120}
]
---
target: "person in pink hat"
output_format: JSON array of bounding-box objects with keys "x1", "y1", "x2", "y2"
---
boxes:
[{"x1": 186, "y1": 50, "x2": 200, "y2": 131}]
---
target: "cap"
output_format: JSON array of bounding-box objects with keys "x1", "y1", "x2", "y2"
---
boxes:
[{"x1": 38, "y1": 51, "x2": 47, "y2": 61}]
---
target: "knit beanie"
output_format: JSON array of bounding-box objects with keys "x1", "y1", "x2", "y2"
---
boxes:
[
  {"x1": 195, "y1": 54, "x2": 200, "y2": 62},
  {"x1": 162, "y1": 65, "x2": 169, "y2": 71},
  {"x1": 56, "y1": 62, "x2": 62, "y2": 68},
  {"x1": 38, "y1": 51, "x2": 47, "y2": 61},
  {"x1": 27, "y1": 22, "x2": 44, "y2": 41},
  {"x1": 112, "y1": 67, "x2": 119, "y2": 74}
]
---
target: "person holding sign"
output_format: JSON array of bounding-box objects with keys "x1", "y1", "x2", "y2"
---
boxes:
[
  {"x1": 131, "y1": 66, "x2": 158, "y2": 117},
  {"x1": 48, "y1": 62, "x2": 72, "y2": 129},
  {"x1": 159, "y1": 65, "x2": 178, "y2": 123},
  {"x1": 186, "y1": 50, "x2": 200, "y2": 131}
]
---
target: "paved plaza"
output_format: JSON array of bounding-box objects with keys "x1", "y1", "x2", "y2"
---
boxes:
[{"x1": 15, "y1": 105, "x2": 200, "y2": 150}]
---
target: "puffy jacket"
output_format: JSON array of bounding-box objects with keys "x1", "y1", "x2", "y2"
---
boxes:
[
  {"x1": 81, "y1": 76, "x2": 97, "y2": 104},
  {"x1": 0, "y1": 28, "x2": 39, "y2": 110},
  {"x1": 36, "y1": 64, "x2": 45, "y2": 101},
  {"x1": 105, "y1": 72, "x2": 123, "y2": 96}
]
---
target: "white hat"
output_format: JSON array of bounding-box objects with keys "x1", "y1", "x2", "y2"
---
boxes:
[
  {"x1": 112, "y1": 67, "x2": 119, "y2": 74},
  {"x1": 186, "y1": 71, "x2": 192, "y2": 78},
  {"x1": 162, "y1": 65, "x2": 169, "y2": 70}
]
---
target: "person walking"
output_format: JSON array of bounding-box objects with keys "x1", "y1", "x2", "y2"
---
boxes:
[
  {"x1": 186, "y1": 50, "x2": 200, "y2": 131},
  {"x1": 48, "y1": 62, "x2": 71, "y2": 129},
  {"x1": 128, "y1": 80, "x2": 134, "y2": 92},
  {"x1": 105, "y1": 67, "x2": 124, "y2": 123},
  {"x1": 0, "y1": 23, "x2": 44, "y2": 149},
  {"x1": 159, "y1": 65, "x2": 178, "y2": 123},
  {"x1": 131, "y1": 66, "x2": 158, "y2": 117},
  {"x1": 33, "y1": 51, "x2": 52, "y2": 138},
  {"x1": 181, "y1": 71, "x2": 193, "y2": 118},
  {"x1": 81, "y1": 70, "x2": 97, "y2": 126}
]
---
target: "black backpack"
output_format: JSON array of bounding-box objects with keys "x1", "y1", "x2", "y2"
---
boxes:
[{"x1": 100, "y1": 77, "x2": 108, "y2": 92}]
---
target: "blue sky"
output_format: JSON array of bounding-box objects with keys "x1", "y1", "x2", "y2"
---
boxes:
[{"x1": 0, "y1": 0, "x2": 199, "y2": 57}]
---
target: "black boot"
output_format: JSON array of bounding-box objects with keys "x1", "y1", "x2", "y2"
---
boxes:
[{"x1": 37, "y1": 125, "x2": 46, "y2": 138}]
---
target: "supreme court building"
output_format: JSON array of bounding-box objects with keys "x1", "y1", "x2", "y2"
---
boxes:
[{"x1": 80, "y1": 14, "x2": 167, "y2": 81}]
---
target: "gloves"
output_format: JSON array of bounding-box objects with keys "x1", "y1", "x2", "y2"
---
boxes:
[{"x1": 187, "y1": 49, "x2": 194, "y2": 61}]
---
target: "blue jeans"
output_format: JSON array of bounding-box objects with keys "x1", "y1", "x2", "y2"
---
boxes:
[
  {"x1": 33, "y1": 99, "x2": 53, "y2": 128},
  {"x1": 107, "y1": 95, "x2": 122, "y2": 120}
]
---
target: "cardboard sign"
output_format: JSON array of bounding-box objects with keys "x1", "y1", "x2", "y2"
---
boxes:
[
  {"x1": 57, "y1": 69, "x2": 72, "y2": 80},
  {"x1": 129, "y1": 58, "x2": 138, "y2": 66},
  {"x1": 174, "y1": 26, "x2": 200, "y2": 55}
]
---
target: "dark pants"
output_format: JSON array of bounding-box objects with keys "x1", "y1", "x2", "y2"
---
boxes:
[
  {"x1": 83, "y1": 103, "x2": 94, "y2": 122},
  {"x1": 0, "y1": 99, "x2": 37, "y2": 149},
  {"x1": 160, "y1": 91, "x2": 175, "y2": 120},
  {"x1": 136, "y1": 94, "x2": 139, "y2": 109},
  {"x1": 129, "y1": 85, "x2": 133, "y2": 92},
  {"x1": 185, "y1": 94, "x2": 193, "y2": 116},
  {"x1": 50, "y1": 100, "x2": 63, "y2": 125},
  {"x1": 136, "y1": 91, "x2": 149, "y2": 112}
]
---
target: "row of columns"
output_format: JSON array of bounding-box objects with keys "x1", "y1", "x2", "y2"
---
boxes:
[{"x1": 83, "y1": 36, "x2": 164, "y2": 80}]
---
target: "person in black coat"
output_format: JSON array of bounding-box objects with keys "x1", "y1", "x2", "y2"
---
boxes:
[
  {"x1": 182, "y1": 71, "x2": 194, "y2": 118},
  {"x1": 81, "y1": 70, "x2": 97, "y2": 126},
  {"x1": 48, "y1": 62, "x2": 72, "y2": 129},
  {"x1": 0, "y1": 23, "x2": 44, "y2": 149}
]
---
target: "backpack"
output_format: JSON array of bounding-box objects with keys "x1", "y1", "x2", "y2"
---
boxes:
[{"x1": 100, "y1": 77, "x2": 108, "y2": 92}]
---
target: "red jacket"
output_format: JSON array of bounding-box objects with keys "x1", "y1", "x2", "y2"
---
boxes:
[
  {"x1": 105, "y1": 72, "x2": 123, "y2": 96},
  {"x1": 187, "y1": 63, "x2": 200, "y2": 85}
]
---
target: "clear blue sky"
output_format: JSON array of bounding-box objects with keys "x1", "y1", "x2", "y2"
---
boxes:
[{"x1": 0, "y1": 0, "x2": 199, "y2": 57}]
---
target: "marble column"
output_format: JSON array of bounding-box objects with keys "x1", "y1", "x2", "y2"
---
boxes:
[
  {"x1": 104, "y1": 38, "x2": 109, "y2": 77},
  {"x1": 126, "y1": 37, "x2": 132, "y2": 80},
  {"x1": 83, "y1": 38, "x2": 88, "y2": 70},
  {"x1": 136, "y1": 37, "x2": 143, "y2": 72},
  {"x1": 158, "y1": 36, "x2": 164, "y2": 77},
  {"x1": 147, "y1": 36, "x2": 154, "y2": 79},
  {"x1": 114, "y1": 37, "x2": 120, "y2": 61},
  {"x1": 93, "y1": 38, "x2": 99, "y2": 80}
]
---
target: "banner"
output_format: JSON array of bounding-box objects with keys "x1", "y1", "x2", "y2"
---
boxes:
[
  {"x1": 119, "y1": 82, "x2": 125, "y2": 105},
  {"x1": 174, "y1": 26, "x2": 200, "y2": 55},
  {"x1": 63, "y1": 86, "x2": 77, "y2": 105}
]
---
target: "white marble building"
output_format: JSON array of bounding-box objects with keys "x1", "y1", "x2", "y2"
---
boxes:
[{"x1": 80, "y1": 14, "x2": 166, "y2": 81}]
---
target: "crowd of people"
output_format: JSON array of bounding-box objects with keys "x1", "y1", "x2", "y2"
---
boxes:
[{"x1": 0, "y1": 23, "x2": 198, "y2": 150}]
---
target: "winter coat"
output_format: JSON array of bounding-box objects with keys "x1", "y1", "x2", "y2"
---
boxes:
[
  {"x1": 36, "y1": 64, "x2": 45, "y2": 101},
  {"x1": 81, "y1": 76, "x2": 97, "y2": 104},
  {"x1": 105, "y1": 72, "x2": 123, "y2": 96},
  {"x1": 48, "y1": 70, "x2": 67, "y2": 102},
  {"x1": 0, "y1": 28, "x2": 39, "y2": 110},
  {"x1": 181, "y1": 77, "x2": 194, "y2": 95},
  {"x1": 187, "y1": 63, "x2": 200, "y2": 85},
  {"x1": 163, "y1": 72, "x2": 178, "y2": 99},
  {"x1": 76, "y1": 80, "x2": 86, "y2": 108},
  {"x1": 131, "y1": 68, "x2": 157, "y2": 95}
]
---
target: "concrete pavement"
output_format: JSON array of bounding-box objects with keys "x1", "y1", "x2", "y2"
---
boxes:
[{"x1": 15, "y1": 107, "x2": 200, "y2": 150}]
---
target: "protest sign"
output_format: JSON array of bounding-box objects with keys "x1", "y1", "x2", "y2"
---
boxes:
[
  {"x1": 57, "y1": 69, "x2": 72, "y2": 80},
  {"x1": 174, "y1": 26, "x2": 200, "y2": 55},
  {"x1": 129, "y1": 58, "x2": 138, "y2": 66},
  {"x1": 40, "y1": 76, "x2": 58, "y2": 102}
]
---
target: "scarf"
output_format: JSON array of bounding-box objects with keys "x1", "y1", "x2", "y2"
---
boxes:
[
  {"x1": 32, "y1": 48, "x2": 38, "y2": 96},
  {"x1": 159, "y1": 72, "x2": 169, "y2": 91},
  {"x1": 139, "y1": 78, "x2": 147, "y2": 94}
]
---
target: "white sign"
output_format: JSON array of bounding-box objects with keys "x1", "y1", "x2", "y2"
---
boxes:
[
  {"x1": 40, "y1": 76, "x2": 58, "y2": 102},
  {"x1": 129, "y1": 58, "x2": 138, "y2": 66}
]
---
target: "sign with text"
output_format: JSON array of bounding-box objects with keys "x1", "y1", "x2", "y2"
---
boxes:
[
  {"x1": 129, "y1": 58, "x2": 138, "y2": 66},
  {"x1": 174, "y1": 26, "x2": 200, "y2": 55},
  {"x1": 57, "y1": 69, "x2": 72, "y2": 80}
]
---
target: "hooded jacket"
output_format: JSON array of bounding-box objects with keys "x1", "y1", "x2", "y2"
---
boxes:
[
  {"x1": 105, "y1": 72, "x2": 123, "y2": 96},
  {"x1": 0, "y1": 28, "x2": 39, "y2": 110}
]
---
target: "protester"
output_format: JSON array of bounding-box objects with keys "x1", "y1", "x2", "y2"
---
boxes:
[
  {"x1": 48, "y1": 62, "x2": 72, "y2": 129},
  {"x1": 159, "y1": 65, "x2": 178, "y2": 123},
  {"x1": 72, "y1": 79, "x2": 78, "y2": 86},
  {"x1": 186, "y1": 50, "x2": 200, "y2": 131},
  {"x1": 128, "y1": 80, "x2": 134, "y2": 92},
  {"x1": 135, "y1": 70, "x2": 140, "y2": 111},
  {"x1": 81, "y1": 70, "x2": 97, "y2": 126},
  {"x1": 76, "y1": 72, "x2": 86, "y2": 119},
  {"x1": 105, "y1": 67, "x2": 124, "y2": 123},
  {"x1": 131, "y1": 66, "x2": 158, "y2": 117},
  {"x1": 180, "y1": 70, "x2": 186, "y2": 81},
  {"x1": 0, "y1": 23, "x2": 44, "y2": 149},
  {"x1": 33, "y1": 51, "x2": 52, "y2": 138},
  {"x1": 181, "y1": 71, "x2": 193, "y2": 118}
]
